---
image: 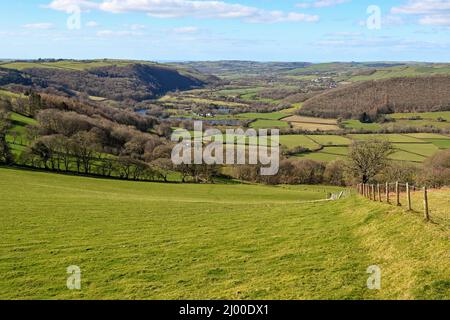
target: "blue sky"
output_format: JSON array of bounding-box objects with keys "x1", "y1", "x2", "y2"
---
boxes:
[{"x1": 0, "y1": 0, "x2": 449, "y2": 62}]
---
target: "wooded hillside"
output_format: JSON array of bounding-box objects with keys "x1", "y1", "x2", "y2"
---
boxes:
[
  {"x1": 23, "y1": 64, "x2": 208, "y2": 102},
  {"x1": 301, "y1": 76, "x2": 450, "y2": 119}
]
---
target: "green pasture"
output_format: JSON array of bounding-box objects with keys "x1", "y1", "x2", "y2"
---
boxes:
[{"x1": 0, "y1": 167, "x2": 448, "y2": 299}]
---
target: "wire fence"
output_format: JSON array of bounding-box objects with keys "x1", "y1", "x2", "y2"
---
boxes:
[
  {"x1": 328, "y1": 189, "x2": 351, "y2": 201},
  {"x1": 357, "y1": 182, "x2": 449, "y2": 228}
]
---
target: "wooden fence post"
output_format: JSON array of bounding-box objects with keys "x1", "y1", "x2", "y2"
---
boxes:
[
  {"x1": 386, "y1": 182, "x2": 389, "y2": 203},
  {"x1": 406, "y1": 183, "x2": 412, "y2": 211},
  {"x1": 396, "y1": 181, "x2": 400, "y2": 206},
  {"x1": 377, "y1": 184, "x2": 381, "y2": 202},
  {"x1": 423, "y1": 187, "x2": 430, "y2": 221}
]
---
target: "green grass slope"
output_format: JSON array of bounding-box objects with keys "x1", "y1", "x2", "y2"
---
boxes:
[
  {"x1": 0, "y1": 168, "x2": 448, "y2": 300},
  {"x1": 5, "y1": 112, "x2": 36, "y2": 153}
]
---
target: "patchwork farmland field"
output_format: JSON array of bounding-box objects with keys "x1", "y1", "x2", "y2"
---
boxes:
[
  {"x1": 283, "y1": 115, "x2": 339, "y2": 131},
  {"x1": 296, "y1": 147, "x2": 349, "y2": 162},
  {"x1": 307, "y1": 135, "x2": 352, "y2": 146},
  {"x1": 348, "y1": 134, "x2": 424, "y2": 143},
  {"x1": 279, "y1": 135, "x2": 321, "y2": 150},
  {"x1": 390, "y1": 111, "x2": 450, "y2": 121},
  {"x1": 280, "y1": 133, "x2": 450, "y2": 163},
  {"x1": 343, "y1": 115, "x2": 450, "y2": 131},
  {"x1": 0, "y1": 167, "x2": 448, "y2": 300},
  {"x1": 250, "y1": 119, "x2": 290, "y2": 129}
]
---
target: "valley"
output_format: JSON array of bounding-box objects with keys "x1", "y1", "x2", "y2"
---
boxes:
[{"x1": 1, "y1": 59, "x2": 449, "y2": 300}]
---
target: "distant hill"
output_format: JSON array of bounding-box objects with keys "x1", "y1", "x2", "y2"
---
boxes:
[
  {"x1": 0, "y1": 60, "x2": 219, "y2": 102},
  {"x1": 285, "y1": 62, "x2": 450, "y2": 82},
  {"x1": 301, "y1": 75, "x2": 450, "y2": 119},
  {"x1": 174, "y1": 61, "x2": 312, "y2": 77}
]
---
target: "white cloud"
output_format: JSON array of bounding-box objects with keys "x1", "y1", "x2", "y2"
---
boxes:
[
  {"x1": 86, "y1": 21, "x2": 99, "y2": 27},
  {"x1": 391, "y1": 0, "x2": 450, "y2": 26},
  {"x1": 419, "y1": 14, "x2": 450, "y2": 25},
  {"x1": 358, "y1": 14, "x2": 405, "y2": 28},
  {"x1": 46, "y1": 0, "x2": 319, "y2": 23},
  {"x1": 22, "y1": 23, "x2": 54, "y2": 29},
  {"x1": 129, "y1": 24, "x2": 146, "y2": 30},
  {"x1": 173, "y1": 26, "x2": 199, "y2": 34},
  {"x1": 296, "y1": 0, "x2": 351, "y2": 9},
  {"x1": 96, "y1": 29, "x2": 143, "y2": 36},
  {"x1": 326, "y1": 31, "x2": 362, "y2": 36},
  {"x1": 46, "y1": 0, "x2": 100, "y2": 12},
  {"x1": 313, "y1": 32, "x2": 449, "y2": 50},
  {"x1": 392, "y1": 0, "x2": 450, "y2": 14}
]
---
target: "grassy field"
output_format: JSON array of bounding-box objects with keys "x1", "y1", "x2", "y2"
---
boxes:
[
  {"x1": 296, "y1": 147, "x2": 349, "y2": 162},
  {"x1": 409, "y1": 188, "x2": 450, "y2": 228},
  {"x1": 280, "y1": 103, "x2": 303, "y2": 114},
  {"x1": 280, "y1": 133, "x2": 450, "y2": 163},
  {"x1": 394, "y1": 120, "x2": 450, "y2": 130},
  {"x1": 279, "y1": 135, "x2": 321, "y2": 150},
  {"x1": 346, "y1": 65, "x2": 450, "y2": 82},
  {"x1": 343, "y1": 118, "x2": 450, "y2": 131},
  {"x1": 240, "y1": 93, "x2": 281, "y2": 105},
  {"x1": 343, "y1": 120, "x2": 383, "y2": 131},
  {"x1": 390, "y1": 111, "x2": 450, "y2": 121},
  {"x1": 250, "y1": 119, "x2": 290, "y2": 129},
  {"x1": 6, "y1": 112, "x2": 36, "y2": 146},
  {"x1": 307, "y1": 135, "x2": 351, "y2": 146},
  {"x1": 0, "y1": 89, "x2": 23, "y2": 99},
  {"x1": 283, "y1": 115, "x2": 340, "y2": 131},
  {"x1": 348, "y1": 134, "x2": 424, "y2": 143},
  {"x1": 0, "y1": 168, "x2": 448, "y2": 300},
  {"x1": 237, "y1": 112, "x2": 287, "y2": 120},
  {"x1": 0, "y1": 59, "x2": 146, "y2": 71}
]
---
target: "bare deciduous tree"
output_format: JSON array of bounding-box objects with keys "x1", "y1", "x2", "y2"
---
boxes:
[{"x1": 347, "y1": 139, "x2": 394, "y2": 183}]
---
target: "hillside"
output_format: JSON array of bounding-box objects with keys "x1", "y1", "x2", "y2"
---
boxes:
[
  {"x1": 301, "y1": 76, "x2": 450, "y2": 119},
  {"x1": 0, "y1": 68, "x2": 32, "y2": 86},
  {"x1": 285, "y1": 62, "x2": 450, "y2": 81},
  {"x1": 0, "y1": 167, "x2": 448, "y2": 299},
  {"x1": 175, "y1": 61, "x2": 312, "y2": 78},
  {"x1": 0, "y1": 60, "x2": 219, "y2": 102}
]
